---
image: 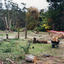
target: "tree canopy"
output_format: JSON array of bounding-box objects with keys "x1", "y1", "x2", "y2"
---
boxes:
[{"x1": 47, "y1": 0, "x2": 64, "y2": 31}]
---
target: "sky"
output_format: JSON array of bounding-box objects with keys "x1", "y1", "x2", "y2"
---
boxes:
[{"x1": 12, "y1": 0, "x2": 49, "y2": 11}]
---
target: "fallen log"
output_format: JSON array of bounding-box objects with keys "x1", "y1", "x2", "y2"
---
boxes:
[
  {"x1": 33, "y1": 38, "x2": 48, "y2": 44},
  {"x1": 43, "y1": 40, "x2": 48, "y2": 44}
]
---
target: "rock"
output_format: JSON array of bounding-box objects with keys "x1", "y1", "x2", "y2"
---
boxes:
[
  {"x1": 25, "y1": 55, "x2": 37, "y2": 63},
  {"x1": 46, "y1": 55, "x2": 50, "y2": 57},
  {"x1": 43, "y1": 54, "x2": 50, "y2": 57}
]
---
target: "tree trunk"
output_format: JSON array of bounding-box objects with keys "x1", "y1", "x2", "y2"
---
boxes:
[
  {"x1": 5, "y1": 17, "x2": 8, "y2": 30},
  {"x1": 53, "y1": 23, "x2": 55, "y2": 30},
  {"x1": 15, "y1": 21, "x2": 17, "y2": 30},
  {"x1": 25, "y1": 20, "x2": 27, "y2": 39},
  {"x1": 18, "y1": 21, "x2": 20, "y2": 39},
  {"x1": 9, "y1": 20, "x2": 11, "y2": 32}
]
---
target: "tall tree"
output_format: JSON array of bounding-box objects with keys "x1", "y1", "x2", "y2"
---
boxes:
[
  {"x1": 0, "y1": 1, "x2": 6, "y2": 30},
  {"x1": 47, "y1": 0, "x2": 64, "y2": 30},
  {"x1": 21, "y1": 3, "x2": 27, "y2": 39},
  {"x1": 4, "y1": 0, "x2": 12, "y2": 31},
  {"x1": 39, "y1": 10, "x2": 51, "y2": 30}
]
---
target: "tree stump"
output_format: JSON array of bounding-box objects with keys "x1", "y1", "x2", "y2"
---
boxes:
[
  {"x1": 36, "y1": 30, "x2": 39, "y2": 34},
  {"x1": 33, "y1": 38, "x2": 36, "y2": 43},
  {"x1": 6, "y1": 33, "x2": 8, "y2": 39}
]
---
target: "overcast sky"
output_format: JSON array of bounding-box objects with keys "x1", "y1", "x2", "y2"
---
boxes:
[
  {"x1": 12, "y1": 0, "x2": 49, "y2": 11},
  {"x1": 1, "y1": 0, "x2": 49, "y2": 11}
]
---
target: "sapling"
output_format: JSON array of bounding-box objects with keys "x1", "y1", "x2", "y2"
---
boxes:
[{"x1": 19, "y1": 39, "x2": 33, "y2": 54}]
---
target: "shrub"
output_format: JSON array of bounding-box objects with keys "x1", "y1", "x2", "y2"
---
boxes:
[
  {"x1": 15, "y1": 28, "x2": 18, "y2": 32},
  {"x1": 19, "y1": 39, "x2": 33, "y2": 54},
  {"x1": 19, "y1": 29, "x2": 22, "y2": 32},
  {"x1": 35, "y1": 26, "x2": 45, "y2": 31}
]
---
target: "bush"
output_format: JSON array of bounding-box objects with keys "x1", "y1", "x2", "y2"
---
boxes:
[
  {"x1": 35, "y1": 27, "x2": 45, "y2": 31},
  {"x1": 11, "y1": 25, "x2": 18, "y2": 31},
  {"x1": 15, "y1": 28, "x2": 18, "y2": 32},
  {"x1": 19, "y1": 29, "x2": 22, "y2": 32},
  {"x1": 13, "y1": 28, "x2": 16, "y2": 31}
]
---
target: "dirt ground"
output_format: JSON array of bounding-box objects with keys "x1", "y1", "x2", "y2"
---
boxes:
[
  {"x1": 22, "y1": 55, "x2": 64, "y2": 64},
  {"x1": 0, "y1": 31, "x2": 64, "y2": 64}
]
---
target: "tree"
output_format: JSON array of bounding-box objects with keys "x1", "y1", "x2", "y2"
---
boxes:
[
  {"x1": 0, "y1": 1, "x2": 6, "y2": 30},
  {"x1": 4, "y1": 0, "x2": 12, "y2": 31},
  {"x1": 47, "y1": 0, "x2": 64, "y2": 30},
  {"x1": 36, "y1": 9, "x2": 51, "y2": 31},
  {"x1": 0, "y1": 0, "x2": 27, "y2": 39},
  {"x1": 26, "y1": 7, "x2": 40, "y2": 30},
  {"x1": 21, "y1": 3, "x2": 27, "y2": 39}
]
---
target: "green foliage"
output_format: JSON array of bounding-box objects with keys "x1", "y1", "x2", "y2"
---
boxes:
[
  {"x1": 0, "y1": 19, "x2": 5, "y2": 30},
  {"x1": 15, "y1": 28, "x2": 18, "y2": 32},
  {"x1": 0, "y1": 1, "x2": 26, "y2": 31},
  {"x1": 47, "y1": 0, "x2": 64, "y2": 30},
  {"x1": 47, "y1": 0, "x2": 63, "y2": 2},
  {"x1": 35, "y1": 27, "x2": 45, "y2": 31},
  {"x1": 19, "y1": 29, "x2": 22, "y2": 32},
  {"x1": 19, "y1": 40, "x2": 33, "y2": 54},
  {"x1": 0, "y1": 39, "x2": 18, "y2": 53},
  {"x1": 34, "y1": 10, "x2": 51, "y2": 31},
  {"x1": 27, "y1": 21, "x2": 37, "y2": 30},
  {"x1": 0, "y1": 41, "x2": 3, "y2": 45},
  {"x1": 11, "y1": 25, "x2": 16, "y2": 31},
  {"x1": 3, "y1": 48, "x2": 11, "y2": 53},
  {"x1": 10, "y1": 38, "x2": 19, "y2": 40},
  {"x1": 11, "y1": 25, "x2": 18, "y2": 32},
  {"x1": 26, "y1": 7, "x2": 40, "y2": 30},
  {"x1": 0, "y1": 34, "x2": 4, "y2": 40}
]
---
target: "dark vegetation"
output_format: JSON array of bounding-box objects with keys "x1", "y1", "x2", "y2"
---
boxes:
[{"x1": 0, "y1": 0, "x2": 64, "y2": 31}]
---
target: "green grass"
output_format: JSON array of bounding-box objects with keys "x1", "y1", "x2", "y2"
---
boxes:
[
  {"x1": 0, "y1": 31, "x2": 64, "y2": 63},
  {"x1": 0, "y1": 34, "x2": 4, "y2": 36},
  {"x1": 0, "y1": 39, "x2": 25, "y2": 64},
  {"x1": 0, "y1": 38, "x2": 63, "y2": 60}
]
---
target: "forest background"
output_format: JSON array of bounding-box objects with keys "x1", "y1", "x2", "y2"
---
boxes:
[{"x1": 0, "y1": 0, "x2": 64, "y2": 31}]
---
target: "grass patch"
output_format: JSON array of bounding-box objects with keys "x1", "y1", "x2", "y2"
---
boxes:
[
  {"x1": 0, "y1": 34, "x2": 4, "y2": 36},
  {"x1": 29, "y1": 43, "x2": 51, "y2": 55},
  {"x1": 3, "y1": 48, "x2": 11, "y2": 53},
  {"x1": 0, "y1": 31, "x2": 64, "y2": 63}
]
